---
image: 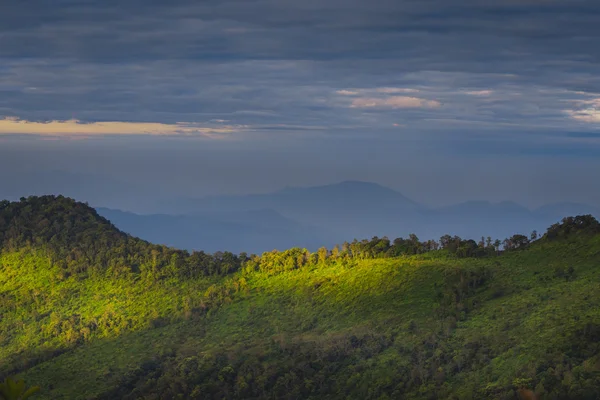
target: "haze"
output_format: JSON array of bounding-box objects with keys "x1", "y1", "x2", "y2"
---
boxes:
[{"x1": 1, "y1": 0, "x2": 600, "y2": 244}]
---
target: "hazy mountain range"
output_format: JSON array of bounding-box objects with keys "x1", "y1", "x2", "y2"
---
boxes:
[{"x1": 95, "y1": 181, "x2": 600, "y2": 254}]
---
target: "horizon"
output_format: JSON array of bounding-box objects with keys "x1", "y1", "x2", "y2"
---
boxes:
[
  {"x1": 3, "y1": 182, "x2": 598, "y2": 255},
  {"x1": 2, "y1": 178, "x2": 600, "y2": 214}
]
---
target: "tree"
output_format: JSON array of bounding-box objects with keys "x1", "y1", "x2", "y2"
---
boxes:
[
  {"x1": 317, "y1": 247, "x2": 329, "y2": 264},
  {"x1": 530, "y1": 230, "x2": 538, "y2": 241},
  {"x1": 493, "y1": 239, "x2": 502, "y2": 253},
  {"x1": 370, "y1": 236, "x2": 391, "y2": 256},
  {"x1": 456, "y1": 240, "x2": 478, "y2": 258},
  {"x1": 509, "y1": 234, "x2": 530, "y2": 250},
  {"x1": 341, "y1": 241, "x2": 350, "y2": 257},
  {"x1": 330, "y1": 245, "x2": 340, "y2": 259},
  {"x1": 439, "y1": 235, "x2": 453, "y2": 249},
  {"x1": 424, "y1": 240, "x2": 439, "y2": 251},
  {"x1": 545, "y1": 215, "x2": 600, "y2": 239}
]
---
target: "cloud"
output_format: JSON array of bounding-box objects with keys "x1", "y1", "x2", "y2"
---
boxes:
[
  {"x1": 376, "y1": 88, "x2": 420, "y2": 94},
  {"x1": 565, "y1": 98, "x2": 600, "y2": 123},
  {"x1": 578, "y1": 98, "x2": 600, "y2": 107},
  {"x1": 465, "y1": 90, "x2": 493, "y2": 96},
  {"x1": 567, "y1": 109, "x2": 600, "y2": 123},
  {"x1": 0, "y1": 0, "x2": 599, "y2": 144},
  {"x1": 336, "y1": 88, "x2": 420, "y2": 96},
  {"x1": 336, "y1": 90, "x2": 359, "y2": 96},
  {"x1": 0, "y1": 117, "x2": 245, "y2": 138},
  {"x1": 350, "y1": 96, "x2": 441, "y2": 109}
]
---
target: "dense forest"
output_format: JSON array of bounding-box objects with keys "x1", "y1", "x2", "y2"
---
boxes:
[{"x1": 1, "y1": 196, "x2": 600, "y2": 399}]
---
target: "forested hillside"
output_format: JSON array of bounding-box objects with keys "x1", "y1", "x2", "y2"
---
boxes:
[{"x1": 1, "y1": 196, "x2": 600, "y2": 399}]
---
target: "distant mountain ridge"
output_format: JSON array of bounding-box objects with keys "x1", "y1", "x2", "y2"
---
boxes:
[
  {"x1": 101, "y1": 181, "x2": 599, "y2": 253},
  {"x1": 4, "y1": 181, "x2": 598, "y2": 254},
  {"x1": 97, "y1": 207, "x2": 329, "y2": 254},
  {"x1": 169, "y1": 181, "x2": 600, "y2": 218},
  {"x1": 167, "y1": 180, "x2": 419, "y2": 216}
]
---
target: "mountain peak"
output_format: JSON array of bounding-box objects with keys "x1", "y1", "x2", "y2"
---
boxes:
[
  {"x1": 277, "y1": 180, "x2": 418, "y2": 207},
  {"x1": 281, "y1": 180, "x2": 394, "y2": 191},
  {"x1": 337, "y1": 180, "x2": 385, "y2": 187},
  {"x1": 0, "y1": 195, "x2": 126, "y2": 251}
]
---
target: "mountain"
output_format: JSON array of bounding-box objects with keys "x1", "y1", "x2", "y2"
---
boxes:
[
  {"x1": 169, "y1": 180, "x2": 418, "y2": 214},
  {"x1": 96, "y1": 207, "x2": 329, "y2": 254},
  {"x1": 163, "y1": 181, "x2": 427, "y2": 242},
  {"x1": 122, "y1": 181, "x2": 426, "y2": 250},
  {"x1": 2, "y1": 196, "x2": 600, "y2": 399},
  {"x1": 0, "y1": 195, "x2": 247, "y2": 276},
  {"x1": 159, "y1": 181, "x2": 600, "y2": 246},
  {"x1": 7, "y1": 181, "x2": 597, "y2": 254}
]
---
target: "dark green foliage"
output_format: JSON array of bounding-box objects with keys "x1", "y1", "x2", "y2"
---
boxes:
[
  {"x1": 0, "y1": 196, "x2": 245, "y2": 279},
  {"x1": 553, "y1": 265, "x2": 576, "y2": 281},
  {"x1": 503, "y1": 234, "x2": 531, "y2": 251},
  {"x1": 544, "y1": 215, "x2": 600, "y2": 240},
  {"x1": 2, "y1": 196, "x2": 600, "y2": 399},
  {"x1": 439, "y1": 235, "x2": 493, "y2": 258}
]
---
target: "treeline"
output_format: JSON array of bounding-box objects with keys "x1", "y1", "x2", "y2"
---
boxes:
[
  {"x1": 238, "y1": 215, "x2": 600, "y2": 277},
  {"x1": 241, "y1": 217, "x2": 597, "y2": 276},
  {"x1": 2, "y1": 196, "x2": 599, "y2": 282},
  {"x1": 0, "y1": 196, "x2": 247, "y2": 280},
  {"x1": 545, "y1": 214, "x2": 600, "y2": 239}
]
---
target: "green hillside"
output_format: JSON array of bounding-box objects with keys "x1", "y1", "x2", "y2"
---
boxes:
[{"x1": 1, "y1": 196, "x2": 600, "y2": 399}]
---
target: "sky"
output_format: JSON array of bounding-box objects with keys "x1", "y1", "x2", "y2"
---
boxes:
[{"x1": 1, "y1": 0, "x2": 600, "y2": 210}]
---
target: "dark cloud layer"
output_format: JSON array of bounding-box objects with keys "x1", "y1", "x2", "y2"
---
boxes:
[
  {"x1": 1, "y1": 1, "x2": 599, "y2": 127},
  {"x1": 0, "y1": 0, "x2": 599, "y2": 206}
]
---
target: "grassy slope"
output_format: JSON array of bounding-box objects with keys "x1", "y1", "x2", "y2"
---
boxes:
[{"x1": 1, "y1": 235, "x2": 600, "y2": 399}]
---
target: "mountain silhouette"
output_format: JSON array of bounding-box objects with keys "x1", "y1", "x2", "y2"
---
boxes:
[
  {"x1": 101, "y1": 181, "x2": 600, "y2": 253},
  {"x1": 97, "y1": 207, "x2": 328, "y2": 254}
]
